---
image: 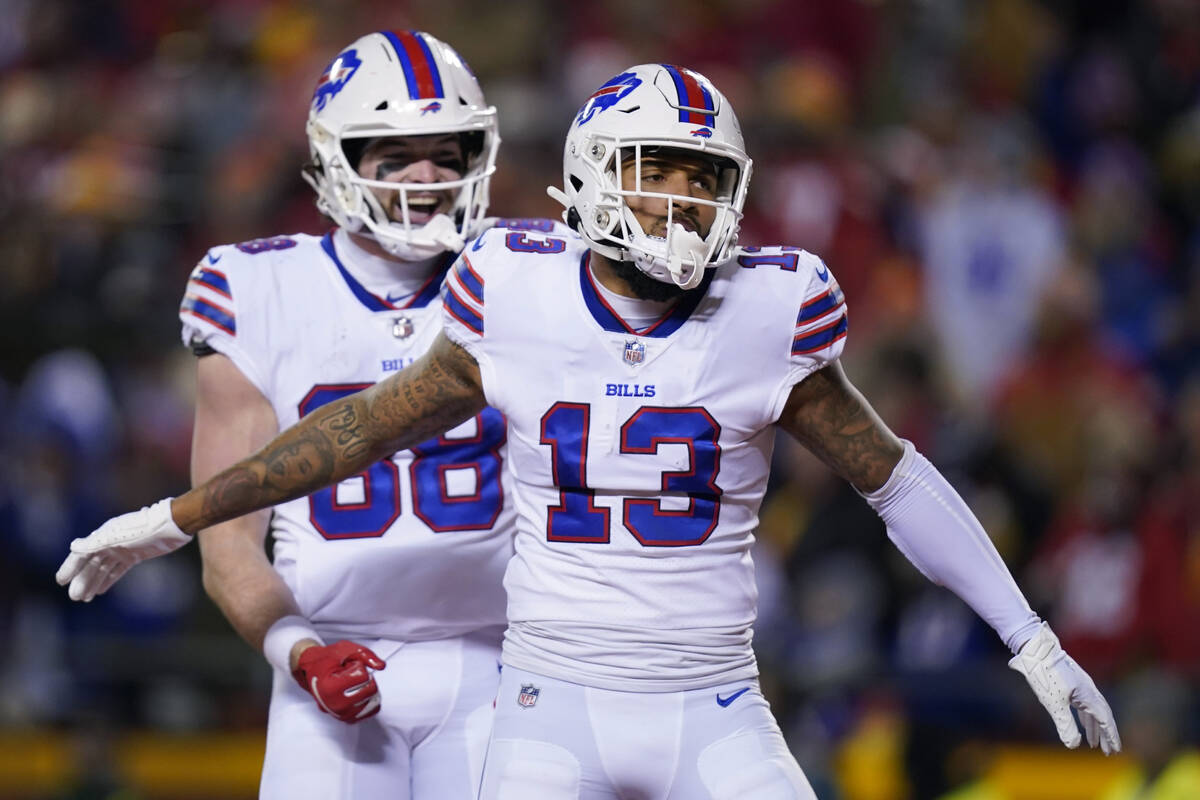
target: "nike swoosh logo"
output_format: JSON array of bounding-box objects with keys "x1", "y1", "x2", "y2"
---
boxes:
[
  {"x1": 471, "y1": 232, "x2": 488, "y2": 251},
  {"x1": 207, "y1": 253, "x2": 222, "y2": 265},
  {"x1": 815, "y1": 263, "x2": 829, "y2": 282},
  {"x1": 716, "y1": 687, "x2": 750, "y2": 707}
]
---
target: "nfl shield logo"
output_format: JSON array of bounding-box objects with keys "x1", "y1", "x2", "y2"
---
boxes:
[
  {"x1": 392, "y1": 316, "x2": 414, "y2": 339},
  {"x1": 518, "y1": 684, "x2": 540, "y2": 708},
  {"x1": 623, "y1": 340, "x2": 645, "y2": 366}
]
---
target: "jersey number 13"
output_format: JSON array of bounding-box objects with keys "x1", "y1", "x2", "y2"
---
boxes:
[{"x1": 540, "y1": 403, "x2": 722, "y2": 547}]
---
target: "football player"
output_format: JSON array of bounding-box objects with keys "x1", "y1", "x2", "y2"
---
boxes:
[
  {"x1": 60, "y1": 64, "x2": 1120, "y2": 799},
  {"x1": 64, "y1": 31, "x2": 526, "y2": 800}
]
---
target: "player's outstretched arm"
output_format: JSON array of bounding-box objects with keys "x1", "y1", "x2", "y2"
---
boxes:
[
  {"x1": 177, "y1": 332, "x2": 485, "y2": 532},
  {"x1": 56, "y1": 333, "x2": 486, "y2": 600},
  {"x1": 779, "y1": 362, "x2": 1121, "y2": 753}
]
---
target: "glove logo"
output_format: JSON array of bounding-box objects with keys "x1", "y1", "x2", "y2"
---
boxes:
[{"x1": 293, "y1": 640, "x2": 386, "y2": 724}]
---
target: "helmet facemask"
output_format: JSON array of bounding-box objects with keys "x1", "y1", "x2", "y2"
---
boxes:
[
  {"x1": 305, "y1": 126, "x2": 497, "y2": 261},
  {"x1": 602, "y1": 143, "x2": 744, "y2": 289}
]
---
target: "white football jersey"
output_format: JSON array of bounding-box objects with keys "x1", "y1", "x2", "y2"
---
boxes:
[
  {"x1": 180, "y1": 227, "x2": 523, "y2": 642},
  {"x1": 442, "y1": 229, "x2": 847, "y2": 691}
]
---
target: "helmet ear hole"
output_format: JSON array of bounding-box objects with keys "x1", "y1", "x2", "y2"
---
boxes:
[{"x1": 569, "y1": 174, "x2": 584, "y2": 192}]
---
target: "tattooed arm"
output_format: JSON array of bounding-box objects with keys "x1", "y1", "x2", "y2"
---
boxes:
[
  {"x1": 171, "y1": 332, "x2": 487, "y2": 534},
  {"x1": 778, "y1": 361, "x2": 904, "y2": 492},
  {"x1": 56, "y1": 332, "x2": 487, "y2": 602}
]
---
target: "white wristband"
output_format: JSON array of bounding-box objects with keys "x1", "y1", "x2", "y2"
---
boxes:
[{"x1": 262, "y1": 615, "x2": 323, "y2": 674}]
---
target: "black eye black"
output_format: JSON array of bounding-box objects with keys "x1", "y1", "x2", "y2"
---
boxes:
[{"x1": 375, "y1": 160, "x2": 409, "y2": 178}]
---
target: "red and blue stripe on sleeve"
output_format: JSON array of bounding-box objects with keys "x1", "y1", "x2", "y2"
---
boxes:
[
  {"x1": 792, "y1": 284, "x2": 847, "y2": 356},
  {"x1": 181, "y1": 265, "x2": 236, "y2": 335},
  {"x1": 442, "y1": 254, "x2": 484, "y2": 336}
]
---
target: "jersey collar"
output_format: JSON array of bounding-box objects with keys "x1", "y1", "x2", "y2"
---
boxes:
[
  {"x1": 321, "y1": 231, "x2": 452, "y2": 312},
  {"x1": 578, "y1": 251, "x2": 714, "y2": 338}
]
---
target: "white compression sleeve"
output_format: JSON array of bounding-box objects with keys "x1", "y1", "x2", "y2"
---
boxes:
[{"x1": 860, "y1": 440, "x2": 1042, "y2": 654}]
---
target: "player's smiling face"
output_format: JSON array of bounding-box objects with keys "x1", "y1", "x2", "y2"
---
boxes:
[
  {"x1": 619, "y1": 149, "x2": 719, "y2": 239},
  {"x1": 356, "y1": 134, "x2": 465, "y2": 226}
]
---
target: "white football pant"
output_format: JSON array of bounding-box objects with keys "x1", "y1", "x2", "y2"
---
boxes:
[
  {"x1": 480, "y1": 666, "x2": 817, "y2": 800},
  {"x1": 259, "y1": 630, "x2": 500, "y2": 799}
]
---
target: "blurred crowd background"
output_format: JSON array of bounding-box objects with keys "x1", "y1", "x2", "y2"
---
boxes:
[{"x1": 1, "y1": 0, "x2": 1197, "y2": 798}]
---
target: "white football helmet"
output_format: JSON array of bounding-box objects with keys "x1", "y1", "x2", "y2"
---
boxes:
[
  {"x1": 304, "y1": 31, "x2": 499, "y2": 260},
  {"x1": 548, "y1": 64, "x2": 752, "y2": 289}
]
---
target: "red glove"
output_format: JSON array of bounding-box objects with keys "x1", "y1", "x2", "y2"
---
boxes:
[{"x1": 291, "y1": 640, "x2": 387, "y2": 723}]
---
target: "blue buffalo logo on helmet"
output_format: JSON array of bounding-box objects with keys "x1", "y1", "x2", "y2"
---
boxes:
[
  {"x1": 690, "y1": 127, "x2": 713, "y2": 138},
  {"x1": 575, "y1": 72, "x2": 643, "y2": 126},
  {"x1": 420, "y1": 101, "x2": 442, "y2": 115},
  {"x1": 312, "y1": 48, "x2": 363, "y2": 112}
]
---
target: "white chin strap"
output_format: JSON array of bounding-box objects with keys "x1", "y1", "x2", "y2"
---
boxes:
[
  {"x1": 630, "y1": 222, "x2": 710, "y2": 290},
  {"x1": 372, "y1": 213, "x2": 465, "y2": 261}
]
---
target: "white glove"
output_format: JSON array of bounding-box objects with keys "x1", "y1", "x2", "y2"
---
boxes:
[
  {"x1": 1009, "y1": 623, "x2": 1122, "y2": 754},
  {"x1": 55, "y1": 498, "x2": 192, "y2": 602}
]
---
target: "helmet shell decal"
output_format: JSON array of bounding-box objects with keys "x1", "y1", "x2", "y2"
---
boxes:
[
  {"x1": 575, "y1": 72, "x2": 643, "y2": 126},
  {"x1": 312, "y1": 49, "x2": 363, "y2": 112},
  {"x1": 382, "y1": 29, "x2": 445, "y2": 99},
  {"x1": 661, "y1": 64, "x2": 716, "y2": 126}
]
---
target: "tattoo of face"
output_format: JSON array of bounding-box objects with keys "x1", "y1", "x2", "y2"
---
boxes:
[
  {"x1": 200, "y1": 423, "x2": 344, "y2": 526},
  {"x1": 201, "y1": 467, "x2": 267, "y2": 524}
]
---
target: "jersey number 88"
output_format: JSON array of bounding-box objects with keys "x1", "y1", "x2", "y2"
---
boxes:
[{"x1": 298, "y1": 384, "x2": 506, "y2": 539}]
